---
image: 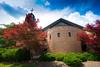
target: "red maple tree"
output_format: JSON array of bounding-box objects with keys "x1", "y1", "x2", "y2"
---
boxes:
[
  {"x1": 85, "y1": 20, "x2": 100, "y2": 45},
  {"x1": 79, "y1": 20, "x2": 100, "y2": 52},
  {"x1": 2, "y1": 13, "x2": 47, "y2": 55}
]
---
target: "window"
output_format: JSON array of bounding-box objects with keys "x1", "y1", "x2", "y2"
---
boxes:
[
  {"x1": 50, "y1": 34, "x2": 51, "y2": 40},
  {"x1": 68, "y1": 32, "x2": 71, "y2": 37},
  {"x1": 57, "y1": 33, "x2": 60, "y2": 37}
]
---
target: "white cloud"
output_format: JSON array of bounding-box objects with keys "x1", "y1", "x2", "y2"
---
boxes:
[
  {"x1": 64, "y1": 11, "x2": 100, "y2": 27},
  {"x1": 0, "y1": 9, "x2": 24, "y2": 25},
  {"x1": 0, "y1": 0, "x2": 35, "y2": 9},
  {"x1": 0, "y1": 9, "x2": 16, "y2": 24},
  {"x1": 34, "y1": 7, "x2": 73, "y2": 28},
  {"x1": 0, "y1": 0, "x2": 100, "y2": 28},
  {"x1": 35, "y1": 9, "x2": 100, "y2": 28}
]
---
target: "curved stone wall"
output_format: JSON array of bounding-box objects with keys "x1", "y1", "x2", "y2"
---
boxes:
[{"x1": 47, "y1": 26, "x2": 82, "y2": 53}]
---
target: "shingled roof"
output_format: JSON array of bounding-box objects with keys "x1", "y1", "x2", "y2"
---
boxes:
[{"x1": 43, "y1": 18, "x2": 83, "y2": 31}]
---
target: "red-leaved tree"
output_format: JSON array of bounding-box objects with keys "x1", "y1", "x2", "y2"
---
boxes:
[
  {"x1": 79, "y1": 20, "x2": 100, "y2": 52},
  {"x1": 85, "y1": 20, "x2": 100, "y2": 45},
  {"x1": 2, "y1": 13, "x2": 47, "y2": 55}
]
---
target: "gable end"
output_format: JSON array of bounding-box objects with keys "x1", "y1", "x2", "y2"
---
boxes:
[{"x1": 43, "y1": 18, "x2": 83, "y2": 31}]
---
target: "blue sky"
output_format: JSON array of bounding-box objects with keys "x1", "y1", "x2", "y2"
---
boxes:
[{"x1": 0, "y1": 0, "x2": 100, "y2": 27}]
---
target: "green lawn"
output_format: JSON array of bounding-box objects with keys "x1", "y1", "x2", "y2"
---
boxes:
[{"x1": 0, "y1": 63, "x2": 36, "y2": 67}]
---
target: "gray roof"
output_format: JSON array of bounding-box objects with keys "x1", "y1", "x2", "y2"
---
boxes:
[{"x1": 43, "y1": 18, "x2": 83, "y2": 31}]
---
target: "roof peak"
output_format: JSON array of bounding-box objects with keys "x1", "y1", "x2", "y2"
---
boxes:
[{"x1": 43, "y1": 18, "x2": 83, "y2": 31}]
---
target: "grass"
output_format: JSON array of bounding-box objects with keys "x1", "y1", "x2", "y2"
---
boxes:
[{"x1": 0, "y1": 63, "x2": 36, "y2": 67}]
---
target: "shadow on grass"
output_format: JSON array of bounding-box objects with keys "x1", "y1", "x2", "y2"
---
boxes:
[{"x1": 0, "y1": 63, "x2": 36, "y2": 67}]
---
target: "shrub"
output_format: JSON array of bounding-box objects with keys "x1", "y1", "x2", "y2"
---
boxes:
[
  {"x1": 63, "y1": 53, "x2": 82, "y2": 67},
  {"x1": 0, "y1": 48, "x2": 7, "y2": 61},
  {"x1": 0, "y1": 48, "x2": 6, "y2": 54},
  {"x1": 2, "y1": 48, "x2": 17, "y2": 61},
  {"x1": 96, "y1": 54, "x2": 100, "y2": 61},
  {"x1": 0, "y1": 28, "x2": 3, "y2": 35},
  {"x1": 5, "y1": 40, "x2": 16, "y2": 47},
  {"x1": 15, "y1": 48, "x2": 31, "y2": 61},
  {"x1": 39, "y1": 52, "x2": 100, "y2": 67},
  {"x1": 0, "y1": 63, "x2": 37, "y2": 67},
  {"x1": 0, "y1": 38, "x2": 6, "y2": 45},
  {"x1": 0, "y1": 38, "x2": 16, "y2": 47},
  {"x1": 39, "y1": 53, "x2": 55, "y2": 61},
  {"x1": 0, "y1": 48, "x2": 31, "y2": 62},
  {"x1": 53, "y1": 53, "x2": 66, "y2": 61},
  {"x1": 80, "y1": 52, "x2": 98, "y2": 61},
  {"x1": 0, "y1": 53, "x2": 3, "y2": 62}
]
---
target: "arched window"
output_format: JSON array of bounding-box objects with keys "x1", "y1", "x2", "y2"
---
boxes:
[
  {"x1": 68, "y1": 32, "x2": 71, "y2": 37},
  {"x1": 57, "y1": 33, "x2": 60, "y2": 37},
  {"x1": 50, "y1": 34, "x2": 51, "y2": 40}
]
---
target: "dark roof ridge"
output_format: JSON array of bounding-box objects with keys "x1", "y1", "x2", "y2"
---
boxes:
[{"x1": 43, "y1": 18, "x2": 83, "y2": 31}]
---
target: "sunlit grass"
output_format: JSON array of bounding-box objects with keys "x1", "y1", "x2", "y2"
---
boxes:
[{"x1": 0, "y1": 63, "x2": 36, "y2": 67}]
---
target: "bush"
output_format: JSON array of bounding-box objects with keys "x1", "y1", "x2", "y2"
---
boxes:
[
  {"x1": 15, "y1": 48, "x2": 31, "y2": 61},
  {"x1": 63, "y1": 53, "x2": 82, "y2": 67},
  {"x1": 0, "y1": 48, "x2": 6, "y2": 54},
  {"x1": 53, "y1": 53, "x2": 66, "y2": 61},
  {"x1": 39, "y1": 52, "x2": 100, "y2": 67},
  {"x1": 80, "y1": 52, "x2": 98, "y2": 61},
  {"x1": 2, "y1": 48, "x2": 18, "y2": 61},
  {"x1": 0, "y1": 48, "x2": 7, "y2": 61},
  {"x1": 39, "y1": 53, "x2": 55, "y2": 61},
  {"x1": 0, "y1": 38, "x2": 6, "y2": 45},
  {"x1": 0, "y1": 38, "x2": 16, "y2": 47},
  {"x1": 0, "y1": 53, "x2": 3, "y2": 62},
  {"x1": 0, "y1": 28, "x2": 3, "y2": 35},
  {"x1": 39, "y1": 52, "x2": 82, "y2": 67},
  {"x1": 5, "y1": 40, "x2": 16, "y2": 47},
  {"x1": 0, "y1": 48, "x2": 31, "y2": 62},
  {"x1": 96, "y1": 54, "x2": 100, "y2": 61}
]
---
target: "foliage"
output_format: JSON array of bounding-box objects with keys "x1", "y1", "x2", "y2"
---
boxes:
[
  {"x1": 2, "y1": 13, "x2": 47, "y2": 55},
  {"x1": 0, "y1": 37, "x2": 16, "y2": 47},
  {"x1": 39, "y1": 53, "x2": 55, "y2": 61},
  {"x1": 0, "y1": 48, "x2": 7, "y2": 61},
  {"x1": 0, "y1": 48, "x2": 31, "y2": 62},
  {"x1": 0, "y1": 63, "x2": 36, "y2": 67},
  {"x1": 1, "y1": 48, "x2": 18, "y2": 61},
  {"x1": 53, "y1": 53, "x2": 66, "y2": 61},
  {"x1": 63, "y1": 53, "x2": 82, "y2": 67},
  {"x1": 3, "y1": 23, "x2": 15, "y2": 28},
  {"x1": 85, "y1": 20, "x2": 100, "y2": 45},
  {"x1": 80, "y1": 20, "x2": 100, "y2": 45},
  {"x1": 15, "y1": 48, "x2": 31, "y2": 61},
  {"x1": 0, "y1": 28, "x2": 3, "y2": 35},
  {"x1": 39, "y1": 52, "x2": 100, "y2": 67},
  {"x1": 5, "y1": 40, "x2": 16, "y2": 47},
  {"x1": 79, "y1": 20, "x2": 100, "y2": 52},
  {"x1": 78, "y1": 52, "x2": 98, "y2": 62},
  {"x1": 0, "y1": 38, "x2": 6, "y2": 45}
]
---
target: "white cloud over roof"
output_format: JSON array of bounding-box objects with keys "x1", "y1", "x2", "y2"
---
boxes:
[{"x1": 0, "y1": 0, "x2": 100, "y2": 28}]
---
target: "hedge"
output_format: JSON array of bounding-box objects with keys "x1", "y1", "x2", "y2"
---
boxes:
[
  {"x1": 39, "y1": 52, "x2": 100, "y2": 67},
  {"x1": 0, "y1": 48, "x2": 31, "y2": 62},
  {"x1": 39, "y1": 53, "x2": 55, "y2": 61}
]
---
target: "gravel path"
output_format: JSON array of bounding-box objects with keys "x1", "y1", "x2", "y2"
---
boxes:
[
  {"x1": 83, "y1": 61, "x2": 100, "y2": 67},
  {"x1": 37, "y1": 61, "x2": 69, "y2": 67},
  {"x1": 37, "y1": 61, "x2": 100, "y2": 67}
]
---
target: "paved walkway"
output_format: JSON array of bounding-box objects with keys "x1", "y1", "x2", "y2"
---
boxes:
[
  {"x1": 37, "y1": 61, "x2": 69, "y2": 67},
  {"x1": 83, "y1": 61, "x2": 100, "y2": 67},
  {"x1": 37, "y1": 61, "x2": 100, "y2": 67}
]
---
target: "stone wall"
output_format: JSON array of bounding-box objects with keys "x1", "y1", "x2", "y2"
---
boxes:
[{"x1": 47, "y1": 26, "x2": 82, "y2": 53}]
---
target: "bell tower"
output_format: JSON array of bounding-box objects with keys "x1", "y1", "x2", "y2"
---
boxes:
[{"x1": 25, "y1": 9, "x2": 36, "y2": 24}]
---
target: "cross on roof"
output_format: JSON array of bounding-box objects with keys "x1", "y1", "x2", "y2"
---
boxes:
[{"x1": 31, "y1": 8, "x2": 34, "y2": 13}]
